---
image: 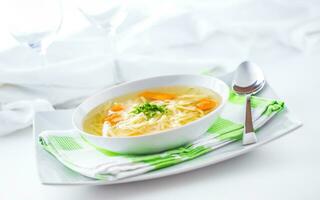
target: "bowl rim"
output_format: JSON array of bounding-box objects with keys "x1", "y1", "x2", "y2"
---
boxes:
[{"x1": 72, "y1": 74, "x2": 230, "y2": 139}]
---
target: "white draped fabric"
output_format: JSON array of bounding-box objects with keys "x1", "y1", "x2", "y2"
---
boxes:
[{"x1": 0, "y1": 0, "x2": 319, "y2": 135}]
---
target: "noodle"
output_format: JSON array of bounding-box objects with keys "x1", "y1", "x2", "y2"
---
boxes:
[{"x1": 83, "y1": 86, "x2": 220, "y2": 137}]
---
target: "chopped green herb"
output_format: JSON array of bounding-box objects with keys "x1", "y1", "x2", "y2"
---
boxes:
[{"x1": 131, "y1": 102, "x2": 167, "y2": 119}]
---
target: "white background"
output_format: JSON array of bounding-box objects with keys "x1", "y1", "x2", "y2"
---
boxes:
[{"x1": 0, "y1": 0, "x2": 319, "y2": 199}]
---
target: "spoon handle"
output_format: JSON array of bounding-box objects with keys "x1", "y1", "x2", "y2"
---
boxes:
[
  {"x1": 245, "y1": 95, "x2": 254, "y2": 133},
  {"x1": 243, "y1": 95, "x2": 257, "y2": 145}
]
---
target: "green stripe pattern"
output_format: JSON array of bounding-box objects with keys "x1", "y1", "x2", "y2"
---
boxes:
[{"x1": 47, "y1": 136, "x2": 83, "y2": 151}]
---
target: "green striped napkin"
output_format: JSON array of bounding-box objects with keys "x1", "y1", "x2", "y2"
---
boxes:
[{"x1": 39, "y1": 91, "x2": 284, "y2": 180}]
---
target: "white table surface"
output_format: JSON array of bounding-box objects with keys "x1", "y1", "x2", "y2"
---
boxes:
[
  {"x1": 1, "y1": 1, "x2": 320, "y2": 199},
  {"x1": 0, "y1": 53, "x2": 319, "y2": 199}
]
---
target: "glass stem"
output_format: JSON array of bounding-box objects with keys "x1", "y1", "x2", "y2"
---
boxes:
[
  {"x1": 40, "y1": 51, "x2": 47, "y2": 68},
  {"x1": 109, "y1": 29, "x2": 122, "y2": 85},
  {"x1": 30, "y1": 40, "x2": 48, "y2": 68}
]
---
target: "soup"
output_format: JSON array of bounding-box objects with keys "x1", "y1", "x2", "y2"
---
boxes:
[{"x1": 83, "y1": 86, "x2": 221, "y2": 137}]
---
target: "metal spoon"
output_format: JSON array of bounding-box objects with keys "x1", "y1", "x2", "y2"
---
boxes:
[{"x1": 232, "y1": 61, "x2": 265, "y2": 145}]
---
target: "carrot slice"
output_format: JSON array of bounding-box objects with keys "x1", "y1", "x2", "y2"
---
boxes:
[
  {"x1": 196, "y1": 98, "x2": 217, "y2": 111},
  {"x1": 104, "y1": 113, "x2": 122, "y2": 125},
  {"x1": 110, "y1": 104, "x2": 125, "y2": 112},
  {"x1": 139, "y1": 91, "x2": 176, "y2": 100}
]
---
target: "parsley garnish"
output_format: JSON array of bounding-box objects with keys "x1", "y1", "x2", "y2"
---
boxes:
[{"x1": 131, "y1": 102, "x2": 167, "y2": 119}]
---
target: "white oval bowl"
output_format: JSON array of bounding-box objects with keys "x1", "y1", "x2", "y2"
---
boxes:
[{"x1": 73, "y1": 74, "x2": 229, "y2": 155}]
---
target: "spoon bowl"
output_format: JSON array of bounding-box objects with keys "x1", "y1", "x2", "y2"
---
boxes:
[{"x1": 232, "y1": 61, "x2": 265, "y2": 95}]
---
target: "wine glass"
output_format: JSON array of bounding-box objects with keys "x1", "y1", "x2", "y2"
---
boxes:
[
  {"x1": 77, "y1": 0, "x2": 127, "y2": 84},
  {"x1": 7, "y1": 0, "x2": 63, "y2": 68}
]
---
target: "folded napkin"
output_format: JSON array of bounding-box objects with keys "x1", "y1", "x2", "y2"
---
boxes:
[{"x1": 39, "y1": 91, "x2": 284, "y2": 180}]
